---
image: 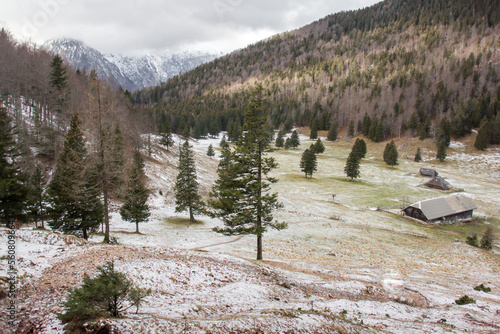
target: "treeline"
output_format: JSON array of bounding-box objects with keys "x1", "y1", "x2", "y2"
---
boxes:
[
  {"x1": 0, "y1": 29, "x2": 154, "y2": 241},
  {"x1": 133, "y1": 0, "x2": 500, "y2": 147}
]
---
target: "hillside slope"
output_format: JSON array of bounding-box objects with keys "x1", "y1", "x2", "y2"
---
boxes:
[{"x1": 134, "y1": 0, "x2": 499, "y2": 143}]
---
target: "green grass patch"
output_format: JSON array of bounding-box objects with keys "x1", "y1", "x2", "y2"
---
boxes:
[{"x1": 164, "y1": 217, "x2": 205, "y2": 227}]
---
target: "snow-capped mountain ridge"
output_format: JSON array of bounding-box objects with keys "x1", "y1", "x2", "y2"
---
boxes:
[{"x1": 43, "y1": 39, "x2": 220, "y2": 91}]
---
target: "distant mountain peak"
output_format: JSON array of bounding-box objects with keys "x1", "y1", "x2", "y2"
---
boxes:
[{"x1": 43, "y1": 38, "x2": 220, "y2": 91}]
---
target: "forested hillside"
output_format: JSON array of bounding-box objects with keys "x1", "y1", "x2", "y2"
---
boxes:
[
  {"x1": 0, "y1": 28, "x2": 152, "y2": 239},
  {"x1": 134, "y1": 0, "x2": 500, "y2": 145}
]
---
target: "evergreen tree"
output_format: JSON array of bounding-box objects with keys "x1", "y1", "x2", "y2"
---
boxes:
[
  {"x1": 414, "y1": 148, "x2": 423, "y2": 162},
  {"x1": 275, "y1": 132, "x2": 285, "y2": 148},
  {"x1": 327, "y1": 120, "x2": 338, "y2": 141},
  {"x1": 160, "y1": 121, "x2": 174, "y2": 150},
  {"x1": 383, "y1": 140, "x2": 399, "y2": 167},
  {"x1": 26, "y1": 164, "x2": 48, "y2": 229},
  {"x1": 311, "y1": 138, "x2": 325, "y2": 154},
  {"x1": 436, "y1": 118, "x2": 451, "y2": 148},
  {"x1": 310, "y1": 119, "x2": 318, "y2": 139},
  {"x1": 480, "y1": 226, "x2": 494, "y2": 251},
  {"x1": 58, "y1": 262, "x2": 150, "y2": 323},
  {"x1": 0, "y1": 105, "x2": 27, "y2": 226},
  {"x1": 474, "y1": 121, "x2": 489, "y2": 151},
  {"x1": 344, "y1": 150, "x2": 361, "y2": 181},
  {"x1": 436, "y1": 141, "x2": 447, "y2": 162},
  {"x1": 362, "y1": 113, "x2": 371, "y2": 136},
  {"x1": 352, "y1": 138, "x2": 367, "y2": 160},
  {"x1": 284, "y1": 137, "x2": 292, "y2": 149},
  {"x1": 50, "y1": 55, "x2": 68, "y2": 91},
  {"x1": 120, "y1": 151, "x2": 150, "y2": 233},
  {"x1": 348, "y1": 120, "x2": 355, "y2": 138},
  {"x1": 174, "y1": 141, "x2": 203, "y2": 223},
  {"x1": 208, "y1": 84, "x2": 286, "y2": 261},
  {"x1": 47, "y1": 112, "x2": 103, "y2": 240},
  {"x1": 290, "y1": 130, "x2": 300, "y2": 148},
  {"x1": 300, "y1": 148, "x2": 317, "y2": 178},
  {"x1": 220, "y1": 134, "x2": 228, "y2": 148},
  {"x1": 207, "y1": 144, "x2": 215, "y2": 157}
]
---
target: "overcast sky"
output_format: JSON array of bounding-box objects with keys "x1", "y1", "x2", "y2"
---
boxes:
[{"x1": 1, "y1": 0, "x2": 380, "y2": 55}]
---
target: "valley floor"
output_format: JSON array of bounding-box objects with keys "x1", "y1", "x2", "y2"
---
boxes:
[{"x1": 1, "y1": 133, "x2": 499, "y2": 333}]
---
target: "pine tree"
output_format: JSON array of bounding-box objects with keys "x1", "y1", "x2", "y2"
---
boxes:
[
  {"x1": 436, "y1": 118, "x2": 451, "y2": 148},
  {"x1": 344, "y1": 150, "x2": 361, "y2": 181},
  {"x1": 174, "y1": 141, "x2": 203, "y2": 223},
  {"x1": 160, "y1": 121, "x2": 174, "y2": 150},
  {"x1": 414, "y1": 148, "x2": 423, "y2": 162},
  {"x1": 310, "y1": 119, "x2": 318, "y2": 139},
  {"x1": 26, "y1": 164, "x2": 48, "y2": 229},
  {"x1": 58, "y1": 262, "x2": 150, "y2": 323},
  {"x1": 300, "y1": 148, "x2": 317, "y2": 178},
  {"x1": 311, "y1": 138, "x2": 325, "y2": 154},
  {"x1": 352, "y1": 138, "x2": 367, "y2": 160},
  {"x1": 383, "y1": 140, "x2": 399, "y2": 167},
  {"x1": 50, "y1": 55, "x2": 68, "y2": 91},
  {"x1": 0, "y1": 105, "x2": 27, "y2": 226},
  {"x1": 220, "y1": 134, "x2": 228, "y2": 148},
  {"x1": 290, "y1": 130, "x2": 300, "y2": 148},
  {"x1": 348, "y1": 120, "x2": 355, "y2": 137},
  {"x1": 480, "y1": 226, "x2": 494, "y2": 251},
  {"x1": 474, "y1": 121, "x2": 489, "y2": 151},
  {"x1": 120, "y1": 151, "x2": 150, "y2": 233},
  {"x1": 436, "y1": 141, "x2": 447, "y2": 162},
  {"x1": 327, "y1": 120, "x2": 338, "y2": 141},
  {"x1": 275, "y1": 132, "x2": 285, "y2": 148},
  {"x1": 284, "y1": 137, "x2": 292, "y2": 149},
  {"x1": 47, "y1": 112, "x2": 103, "y2": 240},
  {"x1": 207, "y1": 144, "x2": 215, "y2": 157},
  {"x1": 208, "y1": 84, "x2": 286, "y2": 260}
]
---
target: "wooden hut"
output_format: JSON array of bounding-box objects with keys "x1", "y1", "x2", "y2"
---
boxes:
[
  {"x1": 402, "y1": 195, "x2": 477, "y2": 223},
  {"x1": 419, "y1": 168, "x2": 438, "y2": 177},
  {"x1": 425, "y1": 176, "x2": 452, "y2": 190}
]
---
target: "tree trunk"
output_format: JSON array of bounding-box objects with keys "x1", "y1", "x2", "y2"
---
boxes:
[
  {"x1": 103, "y1": 177, "x2": 110, "y2": 243},
  {"x1": 82, "y1": 228, "x2": 88, "y2": 240},
  {"x1": 136, "y1": 221, "x2": 139, "y2": 233},
  {"x1": 257, "y1": 233, "x2": 263, "y2": 260},
  {"x1": 189, "y1": 206, "x2": 195, "y2": 224},
  {"x1": 256, "y1": 145, "x2": 263, "y2": 261}
]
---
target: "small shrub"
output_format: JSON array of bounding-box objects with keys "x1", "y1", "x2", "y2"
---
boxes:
[
  {"x1": 474, "y1": 284, "x2": 491, "y2": 293},
  {"x1": 455, "y1": 295, "x2": 476, "y2": 305},
  {"x1": 466, "y1": 234, "x2": 478, "y2": 247}
]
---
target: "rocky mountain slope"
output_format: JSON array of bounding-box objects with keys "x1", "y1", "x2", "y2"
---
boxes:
[{"x1": 43, "y1": 39, "x2": 220, "y2": 91}]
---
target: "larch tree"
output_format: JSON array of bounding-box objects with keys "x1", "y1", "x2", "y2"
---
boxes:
[
  {"x1": 208, "y1": 84, "x2": 287, "y2": 260},
  {"x1": 0, "y1": 104, "x2": 27, "y2": 226},
  {"x1": 300, "y1": 148, "x2": 317, "y2": 178},
  {"x1": 120, "y1": 150, "x2": 150, "y2": 233},
  {"x1": 47, "y1": 111, "x2": 103, "y2": 240},
  {"x1": 174, "y1": 140, "x2": 204, "y2": 223}
]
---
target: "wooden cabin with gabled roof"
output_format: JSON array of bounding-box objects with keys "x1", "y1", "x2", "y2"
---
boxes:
[
  {"x1": 419, "y1": 168, "x2": 438, "y2": 178},
  {"x1": 425, "y1": 176, "x2": 452, "y2": 191},
  {"x1": 402, "y1": 195, "x2": 477, "y2": 224}
]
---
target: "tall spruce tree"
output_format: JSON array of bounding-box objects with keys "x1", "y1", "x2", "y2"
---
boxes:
[
  {"x1": 47, "y1": 112, "x2": 103, "y2": 239},
  {"x1": 310, "y1": 138, "x2": 325, "y2": 154},
  {"x1": 383, "y1": 140, "x2": 399, "y2": 167},
  {"x1": 436, "y1": 141, "x2": 447, "y2": 162},
  {"x1": 327, "y1": 120, "x2": 338, "y2": 141},
  {"x1": 50, "y1": 55, "x2": 68, "y2": 91},
  {"x1": 208, "y1": 84, "x2": 286, "y2": 260},
  {"x1": 26, "y1": 164, "x2": 48, "y2": 229},
  {"x1": 275, "y1": 132, "x2": 285, "y2": 148},
  {"x1": 414, "y1": 148, "x2": 423, "y2": 162},
  {"x1": 310, "y1": 119, "x2": 318, "y2": 139},
  {"x1": 0, "y1": 105, "x2": 27, "y2": 226},
  {"x1": 348, "y1": 120, "x2": 355, "y2": 137},
  {"x1": 120, "y1": 151, "x2": 150, "y2": 233},
  {"x1": 290, "y1": 130, "x2": 300, "y2": 148},
  {"x1": 352, "y1": 138, "x2": 367, "y2": 160},
  {"x1": 174, "y1": 140, "x2": 203, "y2": 223},
  {"x1": 300, "y1": 148, "x2": 317, "y2": 178},
  {"x1": 474, "y1": 121, "x2": 489, "y2": 151},
  {"x1": 344, "y1": 150, "x2": 361, "y2": 181}
]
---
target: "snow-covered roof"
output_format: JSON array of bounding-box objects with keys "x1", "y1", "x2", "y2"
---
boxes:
[{"x1": 408, "y1": 195, "x2": 477, "y2": 221}]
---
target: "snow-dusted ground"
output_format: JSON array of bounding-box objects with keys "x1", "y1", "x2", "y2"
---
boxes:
[{"x1": 1, "y1": 133, "x2": 499, "y2": 333}]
